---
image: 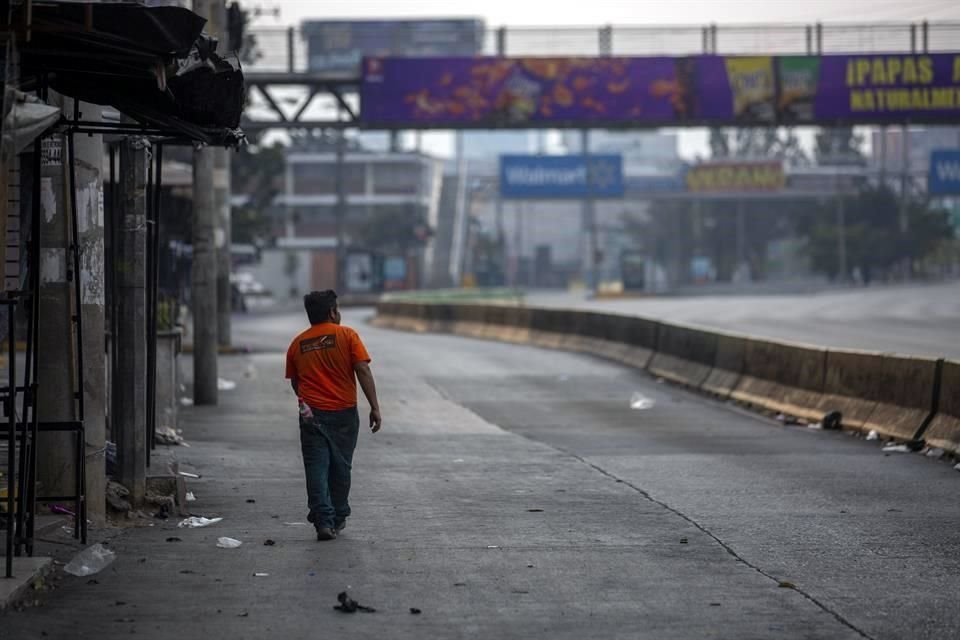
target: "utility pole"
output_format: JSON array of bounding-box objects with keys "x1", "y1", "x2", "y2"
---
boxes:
[
  {"x1": 75, "y1": 104, "x2": 106, "y2": 523},
  {"x1": 36, "y1": 124, "x2": 74, "y2": 502},
  {"x1": 192, "y1": 0, "x2": 222, "y2": 403},
  {"x1": 116, "y1": 136, "x2": 148, "y2": 504},
  {"x1": 215, "y1": 147, "x2": 231, "y2": 346},
  {"x1": 580, "y1": 129, "x2": 598, "y2": 293},
  {"x1": 334, "y1": 123, "x2": 347, "y2": 293},
  {"x1": 211, "y1": 0, "x2": 231, "y2": 347}
]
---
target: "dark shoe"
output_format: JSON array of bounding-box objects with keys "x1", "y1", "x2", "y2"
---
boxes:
[
  {"x1": 316, "y1": 527, "x2": 337, "y2": 541},
  {"x1": 334, "y1": 520, "x2": 346, "y2": 534}
]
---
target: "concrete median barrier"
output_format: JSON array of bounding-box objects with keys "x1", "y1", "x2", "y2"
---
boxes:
[
  {"x1": 426, "y1": 303, "x2": 456, "y2": 333},
  {"x1": 701, "y1": 332, "x2": 747, "y2": 399},
  {"x1": 813, "y1": 350, "x2": 938, "y2": 439},
  {"x1": 856, "y1": 354, "x2": 939, "y2": 442},
  {"x1": 529, "y1": 308, "x2": 572, "y2": 350},
  {"x1": 648, "y1": 323, "x2": 718, "y2": 389},
  {"x1": 730, "y1": 339, "x2": 826, "y2": 422},
  {"x1": 452, "y1": 304, "x2": 488, "y2": 338},
  {"x1": 921, "y1": 359, "x2": 960, "y2": 454},
  {"x1": 374, "y1": 302, "x2": 947, "y2": 445}
]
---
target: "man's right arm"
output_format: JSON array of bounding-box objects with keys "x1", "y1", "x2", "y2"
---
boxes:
[{"x1": 354, "y1": 361, "x2": 382, "y2": 433}]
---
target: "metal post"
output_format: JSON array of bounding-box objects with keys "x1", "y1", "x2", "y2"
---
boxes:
[
  {"x1": 334, "y1": 124, "x2": 347, "y2": 293},
  {"x1": 449, "y1": 131, "x2": 469, "y2": 287},
  {"x1": 837, "y1": 191, "x2": 848, "y2": 283},
  {"x1": 736, "y1": 200, "x2": 746, "y2": 278},
  {"x1": 599, "y1": 25, "x2": 612, "y2": 56},
  {"x1": 215, "y1": 146, "x2": 231, "y2": 347},
  {"x1": 116, "y1": 137, "x2": 148, "y2": 504},
  {"x1": 5, "y1": 301, "x2": 15, "y2": 577},
  {"x1": 815, "y1": 22, "x2": 823, "y2": 55},
  {"x1": 921, "y1": 21, "x2": 929, "y2": 53},
  {"x1": 496, "y1": 27, "x2": 507, "y2": 56},
  {"x1": 701, "y1": 26, "x2": 708, "y2": 54},
  {"x1": 287, "y1": 26, "x2": 295, "y2": 73},
  {"x1": 192, "y1": 144, "x2": 218, "y2": 405},
  {"x1": 710, "y1": 24, "x2": 718, "y2": 54},
  {"x1": 805, "y1": 25, "x2": 813, "y2": 55},
  {"x1": 580, "y1": 129, "x2": 598, "y2": 294},
  {"x1": 910, "y1": 23, "x2": 917, "y2": 53}
]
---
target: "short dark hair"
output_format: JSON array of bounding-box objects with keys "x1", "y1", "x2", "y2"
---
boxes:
[{"x1": 304, "y1": 290, "x2": 338, "y2": 324}]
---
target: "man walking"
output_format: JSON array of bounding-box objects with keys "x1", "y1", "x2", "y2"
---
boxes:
[{"x1": 286, "y1": 290, "x2": 382, "y2": 541}]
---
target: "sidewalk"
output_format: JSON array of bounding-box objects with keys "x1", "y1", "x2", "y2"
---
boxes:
[{"x1": 3, "y1": 327, "x2": 862, "y2": 639}]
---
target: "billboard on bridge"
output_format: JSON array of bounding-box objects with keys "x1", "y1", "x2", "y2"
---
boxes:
[
  {"x1": 303, "y1": 19, "x2": 484, "y2": 74},
  {"x1": 499, "y1": 155, "x2": 624, "y2": 199},
  {"x1": 360, "y1": 53, "x2": 960, "y2": 127},
  {"x1": 929, "y1": 150, "x2": 960, "y2": 195}
]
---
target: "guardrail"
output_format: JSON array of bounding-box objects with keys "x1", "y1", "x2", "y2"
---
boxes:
[{"x1": 373, "y1": 301, "x2": 960, "y2": 454}]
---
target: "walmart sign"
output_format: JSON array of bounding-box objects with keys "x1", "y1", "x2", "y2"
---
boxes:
[
  {"x1": 929, "y1": 150, "x2": 960, "y2": 195},
  {"x1": 500, "y1": 155, "x2": 624, "y2": 199}
]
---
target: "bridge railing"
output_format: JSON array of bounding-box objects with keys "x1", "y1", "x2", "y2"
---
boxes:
[{"x1": 244, "y1": 21, "x2": 960, "y2": 74}]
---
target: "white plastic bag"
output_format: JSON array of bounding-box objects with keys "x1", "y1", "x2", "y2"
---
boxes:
[
  {"x1": 178, "y1": 516, "x2": 222, "y2": 528},
  {"x1": 64, "y1": 543, "x2": 116, "y2": 577},
  {"x1": 217, "y1": 537, "x2": 242, "y2": 549}
]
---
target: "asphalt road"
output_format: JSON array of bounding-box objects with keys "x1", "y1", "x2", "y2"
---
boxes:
[
  {"x1": 529, "y1": 281, "x2": 960, "y2": 359},
  {"x1": 6, "y1": 309, "x2": 959, "y2": 639}
]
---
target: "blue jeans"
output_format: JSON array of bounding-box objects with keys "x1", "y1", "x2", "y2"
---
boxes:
[{"x1": 299, "y1": 406, "x2": 359, "y2": 530}]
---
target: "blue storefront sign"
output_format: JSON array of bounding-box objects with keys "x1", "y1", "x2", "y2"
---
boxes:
[
  {"x1": 500, "y1": 155, "x2": 624, "y2": 199},
  {"x1": 929, "y1": 150, "x2": 960, "y2": 195}
]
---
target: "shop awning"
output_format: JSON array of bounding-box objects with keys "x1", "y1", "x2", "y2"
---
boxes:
[{"x1": 15, "y1": 1, "x2": 245, "y2": 146}]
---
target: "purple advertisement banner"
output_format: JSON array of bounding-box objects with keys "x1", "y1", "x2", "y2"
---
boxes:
[{"x1": 360, "y1": 53, "x2": 960, "y2": 127}]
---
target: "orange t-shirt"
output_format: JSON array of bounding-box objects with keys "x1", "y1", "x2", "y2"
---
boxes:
[{"x1": 285, "y1": 323, "x2": 371, "y2": 411}]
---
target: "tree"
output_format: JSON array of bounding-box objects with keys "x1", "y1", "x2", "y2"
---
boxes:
[
  {"x1": 802, "y1": 185, "x2": 953, "y2": 281},
  {"x1": 814, "y1": 127, "x2": 865, "y2": 166},
  {"x1": 230, "y1": 142, "x2": 285, "y2": 244},
  {"x1": 709, "y1": 127, "x2": 809, "y2": 166},
  {"x1": 350, "y1": 206, "x2": 432, "y2": 254}
]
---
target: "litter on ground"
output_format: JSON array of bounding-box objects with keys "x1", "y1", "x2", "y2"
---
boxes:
[
  {"x1": 178, "y1": 516, "x2": 223, "y2": 528},
  {"x1": 216, "y1": 537, "x2": 243, "y2": 549},
  {"x1": 64, "y1": 544, "x2": 116, "y2": 577}
]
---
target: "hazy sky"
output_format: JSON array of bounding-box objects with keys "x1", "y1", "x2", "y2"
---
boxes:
[{"x1": 247, "y1": 0, "x2": 960, "y2": 28}]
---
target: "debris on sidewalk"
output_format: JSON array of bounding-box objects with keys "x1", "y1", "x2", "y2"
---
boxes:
[
  {"x1": 216, "y1": 537, "x2": 243, "y2": 549},
  {"x1": 166, "y1": 537, "x2": 182, "y2": 542},
  {"x1": 263, "y1": 539, "x2": 276, "y2": 546},
  {"x1": 629, "y1": 391, "x2": 655, "y2": 410},
  {"x1": 180, "y1": 397, "x2": 194, "y2": 406},
  {"x1": 178, "y1": 516, "x2": 223, "y2": 528},
  {"x1": 283, "y1": 522, "x2": 308, "y2": 526},
  {"x1": 106, "y1": 480, "x2": 132, "y2": 513},
  {"x1": 185, "y1": 492, "x2": 197, "y2": 502},
  {"x1": 924, "y1": 448, "x2": 945, "y2": 459},
  {"x1": 334, "y1": 591, "x2": 376, "y2": 613},
  {"x1": 252, "y1": 572, "x2": 269, "y2": 577},
  {"x1": 882, "y1": 444, "x2": 911, "y2": 453},
  {"x1": 409, "y1": 608, "x2": 422, "y2": 615},
  {"x1": 866, "y1": 430, "x2": 879, "y2": 441},
  {"x1": 64, "y1": 543, "x2": 116, "y2": 577},
  {"x1": 822, "y1": 411, "x2": 843, "y2": 431},
  {"x1": 155, "y1": 426, "x2": 189, "y2": 447},
  {"x1": 218, "y1": 377, "x2": 237, "y2": 391},
  {"x1": 178, "y1": 471, "x2": 201, "y2": 479},
  {"x1": 954, "y1": 463, "x2": 960, "y2": 472}
]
